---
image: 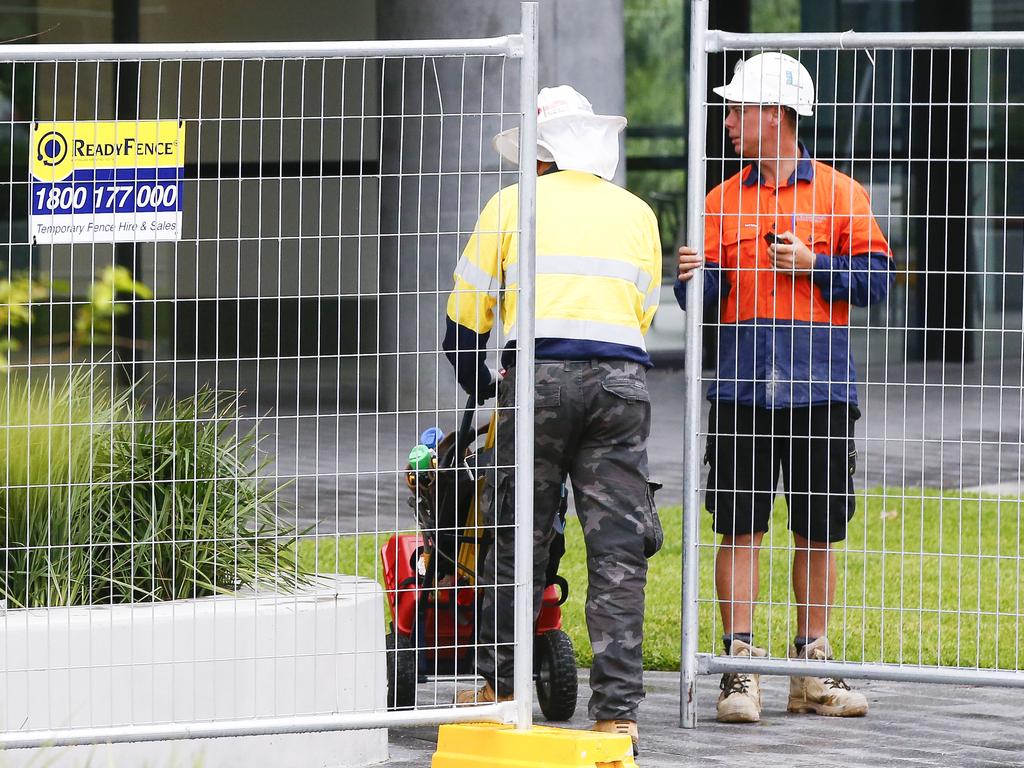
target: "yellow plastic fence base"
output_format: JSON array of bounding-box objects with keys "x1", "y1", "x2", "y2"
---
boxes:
[{"x1": 432, "y1": 723, "x2": 637, "y2": 768}]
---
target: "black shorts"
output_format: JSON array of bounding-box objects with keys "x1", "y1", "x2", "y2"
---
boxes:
[{"x1": 705, "y1": 401, "x2": 860, "y2": 543}]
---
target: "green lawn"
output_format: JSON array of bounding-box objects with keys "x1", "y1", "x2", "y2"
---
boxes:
[{"x1": 298, "y1": 488, "x2": 1024, "y2": 672}]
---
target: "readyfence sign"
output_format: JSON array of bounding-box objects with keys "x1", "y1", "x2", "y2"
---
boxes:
[{"x1": 30, "y1": 120, "x2": 186, "y2": 244}]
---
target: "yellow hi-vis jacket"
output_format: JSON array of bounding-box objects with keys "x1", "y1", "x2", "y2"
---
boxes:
[{"x1": 444, "y1": 169, "x2": 662, "y2": 378}]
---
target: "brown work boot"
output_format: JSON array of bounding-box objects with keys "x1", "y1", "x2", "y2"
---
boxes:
[
  {"x1": 787, "y1": 637, "x2": 868, "y2": 717},
  {"x1": 591, "y1": 720, "x2": 638, "y2": 757},
  {"x1": 454, "y1": 680, "x2": 512, "y2": 705},
  {"x1": 716, "y1": 639, "x2": 766, "y2": 723}
]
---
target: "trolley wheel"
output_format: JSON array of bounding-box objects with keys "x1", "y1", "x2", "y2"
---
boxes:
[
  {"x1": 385, "y1": 630, "x2": 418, "y2": 709},
  {"x1": 535, "y1": 629, "x2": 578, "y2": 721}
]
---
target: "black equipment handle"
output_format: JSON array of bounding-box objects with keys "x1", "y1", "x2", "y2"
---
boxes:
[
  {"x1": 454, "y1": 394, "x2": 477, "y2": 462},
  {"x1": 458, "y1": 394, "x2": 476, "y2": 441}
]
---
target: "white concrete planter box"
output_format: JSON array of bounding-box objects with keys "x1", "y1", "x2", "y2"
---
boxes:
[{"x1": 0, "y1": 575, "x2": 388, "y2": 767}]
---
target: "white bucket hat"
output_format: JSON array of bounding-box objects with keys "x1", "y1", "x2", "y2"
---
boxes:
[
  {"x1": 713, "y1": 52, "x2": 815, "y2": 117},
  {"x1": 492, "y1": 85, "x2": 627, "y2": 181}
]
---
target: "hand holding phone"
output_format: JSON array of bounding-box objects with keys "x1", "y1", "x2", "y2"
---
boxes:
[{"x1": 765, "y1": 230, "x2": 814, "y2": 275}]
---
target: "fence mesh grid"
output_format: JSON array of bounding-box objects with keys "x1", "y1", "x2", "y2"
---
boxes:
[
  {"x1": 0, "y1": 46, "x2": 525, "y2": 739},
  {"x1": 696, "y1": 44, "x2": 1024, "y2": 675}
]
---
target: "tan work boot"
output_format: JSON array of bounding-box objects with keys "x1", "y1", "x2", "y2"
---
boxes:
[
  {"x1": 454, "y1": 680, "x2": 512, "y2": 705},
  {"x1": 716, "y1": 639, "x2": 766, "y2": 723},
  {"x1": 787, "y1": 637, "x2": 869, "y2": 717},
  {"x1": 592, "y1": 720, "x2": 638, "y2": 757}
]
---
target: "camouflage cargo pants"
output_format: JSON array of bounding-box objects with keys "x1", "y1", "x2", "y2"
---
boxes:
[{"x1": 477, "y1": 359, "x2": 663, "y2": 721}]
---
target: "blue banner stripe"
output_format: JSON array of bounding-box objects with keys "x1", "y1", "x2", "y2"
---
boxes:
[
  {"x1": 31, "y1": 178, "x2": 183, "y2": 215},
  {"x1": 72, "y1": 167, "x2": 184, "y2": 182}
]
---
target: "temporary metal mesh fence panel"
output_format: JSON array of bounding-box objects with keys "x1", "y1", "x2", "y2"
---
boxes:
[
  {"x1": 0, "y1": 29, "x2": 535, "y2": 749},
  {"x1": 682, "y1": 20, "x2": 1024, "y2": 726}
]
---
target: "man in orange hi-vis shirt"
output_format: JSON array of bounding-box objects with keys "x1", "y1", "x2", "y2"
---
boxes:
[{"x1": 677, "y1": 52, "x2": 894, "y2": 724}]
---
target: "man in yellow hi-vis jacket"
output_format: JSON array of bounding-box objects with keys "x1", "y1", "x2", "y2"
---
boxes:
[{"x1": 445, "y1": 85, "x2": 663, "y2": 753}]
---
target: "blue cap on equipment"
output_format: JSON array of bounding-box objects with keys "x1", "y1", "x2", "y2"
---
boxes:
[{"x1": 420, "y1": 427, "x2": 445, "y2": 450}]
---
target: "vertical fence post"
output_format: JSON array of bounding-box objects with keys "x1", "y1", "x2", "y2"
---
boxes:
[
  {"x1": 680, "y1": 0, "x2": 709, "y2": 731},
  {"x1": 513, "y1": 0, "x2": 539, "y2": 732}
]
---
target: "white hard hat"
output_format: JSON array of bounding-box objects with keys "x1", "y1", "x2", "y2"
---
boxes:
[
  {"x1": 713, "y1": 52, "x2": 815, "y2": 117},
  {"x1": 492, "y1": 85, "x2": 627, "y2": 181}
]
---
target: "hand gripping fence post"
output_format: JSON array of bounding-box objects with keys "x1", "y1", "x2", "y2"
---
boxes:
[
  {"x1": 681, "y1": 2, "x2": 1024, "y2": 728},
  {"x1": 680, "y1": 0, "x2": 710, "y2": 731}
]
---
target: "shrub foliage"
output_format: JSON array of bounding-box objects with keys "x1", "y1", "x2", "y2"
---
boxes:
[{"x1": 0, "y1": 369, "x2": 303, "y2": 608}]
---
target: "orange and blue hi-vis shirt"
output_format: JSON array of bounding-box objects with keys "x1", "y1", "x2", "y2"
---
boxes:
[{"x1": 675, "y1": 147, "x2": 894, "y2": 408}]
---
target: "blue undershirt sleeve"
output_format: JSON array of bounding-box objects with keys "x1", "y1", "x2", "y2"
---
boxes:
[
  {"x1": 674, "y1": 262, "x2": 731, "y2": 311},
  {"x1": 442, "y1": 317, "x2": 493, "y2": 400},
  {"x1": 812, "y1": 253, "x2": 894, "y2": 307}
]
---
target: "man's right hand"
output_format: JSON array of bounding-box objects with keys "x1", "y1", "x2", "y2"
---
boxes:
[{"x1": 677, "y1": 245, "x2": 702, "y2": 282}]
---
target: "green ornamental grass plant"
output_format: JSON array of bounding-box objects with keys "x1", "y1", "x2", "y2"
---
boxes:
[{"x1": 0, "y1": 368, "x2": 304, "y2": 609}]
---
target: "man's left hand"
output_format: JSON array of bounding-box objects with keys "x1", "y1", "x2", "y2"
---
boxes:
[{"x1": 768, "y1": 231, "x2": 815, "y2": 275}]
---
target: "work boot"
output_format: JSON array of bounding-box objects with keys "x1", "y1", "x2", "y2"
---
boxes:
[
  {"x1": 787, "y1": 636, "x2": 868, "y2": 717},
  {"x1": 716, "y1": 639, "x2": 766, "y2": 723},
  {"x1": 454, "y1": 680, "x2": 512, "y2": 705},
  {"x1": 592, "y1": 720, "x2": 639, "y2": 757}
]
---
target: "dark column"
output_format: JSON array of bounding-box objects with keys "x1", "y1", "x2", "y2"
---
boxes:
[
  {"x1": 908, "y1": 0, "x2": 976, "y2": 362},
  {"x1": 695, "y1": 0, "x2": 750, "y2": 370},
  {"x1": 113, "y1": 0, "x2": 141, "y2": 383},
  {"x1": 704, "y1": 0, "x2": 751, "y2": 193},
  {"x1": 800, "y1": 0, "x2": 837, "y2": 33}
]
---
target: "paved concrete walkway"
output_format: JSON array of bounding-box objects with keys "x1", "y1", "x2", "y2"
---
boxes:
[{"x1": 383, "y1": 670, "x2": 1024, "y2": 767}]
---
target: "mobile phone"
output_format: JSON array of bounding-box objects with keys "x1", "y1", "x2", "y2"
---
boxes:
[{"x1": 763, "y1": 231, "x2": 782, "y2": 246}]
